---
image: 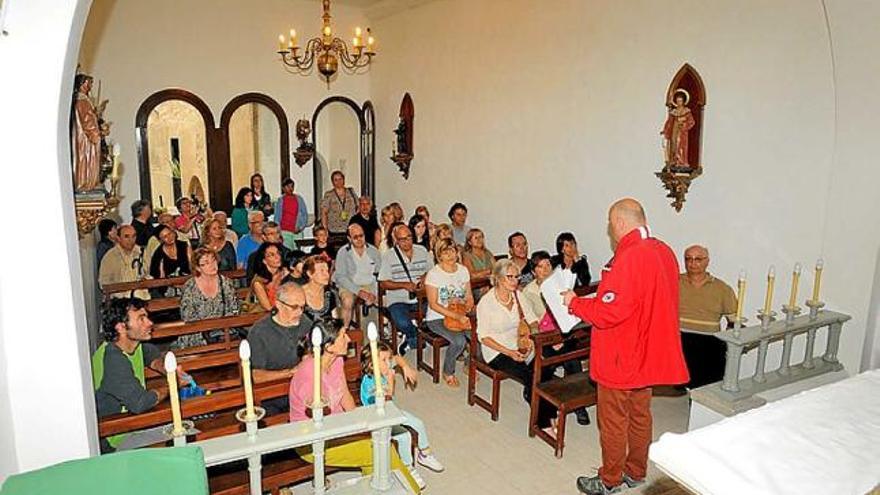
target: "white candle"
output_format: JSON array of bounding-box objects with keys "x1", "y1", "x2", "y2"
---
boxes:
[
  {"x1": 812, "y1": 258, "x2": 824, "y2": 303},
  {"x1": 788, "y1": 263, "x2": 801, "y2": 308},
  {"x1": 164, "y1": 353, "x2": 184, "y2": 436},
  {"x1": 762, "y1": 265, "x2": 775, "y2": 315},
  {"x1": 367, "y1": 322, "x2": 385, "y2": 408},
  {"x1": 239, "y1": 340, "x2": 256, "y2": 419},
  {"x1": 278, "y1": 34, "x2": 285, "y2": 51},
  {"x1": 311, "y1": 327, "x2": 323, "y2": 411},
  {"x1": 735, "y1": 269, "x2": 746, "y2": 321}
]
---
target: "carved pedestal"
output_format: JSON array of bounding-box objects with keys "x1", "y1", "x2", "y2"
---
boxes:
[
  {"x1": 75, "y1": 193, "x2": 119, "y2": 238},
  {"x1": 655, "y1": 167, "x2": 702, "y2": 212}
]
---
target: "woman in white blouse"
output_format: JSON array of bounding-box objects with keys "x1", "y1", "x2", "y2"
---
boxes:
[{"x1": 476, "y1": 258, "x2": 555, "y2": 430}]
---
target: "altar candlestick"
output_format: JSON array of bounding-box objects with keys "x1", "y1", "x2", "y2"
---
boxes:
[
  {"x1": 239, "y1": 340, "x2": 255, "y2": 419},
  {"x1": 811, "y1": 258, "x2": 824, "y2": 303},
  {"x1": 762, "y1": 265, "x2": 775, "y2": 315},
  {"x1": 788, "y1": 263, "x2": 801, "y2": 309},
  {"x1": 367, "y1": 322, "x2": 385, "y2": 409},
  {"x1": 735, "y1": 269, "x2": 746, "y2": 321},
  {"x1": 164, "y1": 352, "x2": 184, "y2": 436},
  {"x1": 311, "y1": 327, "x2": 323, "y2": 411},
  {"x1": 111, "y1": 143, "x2": 121, "y2": 180}
]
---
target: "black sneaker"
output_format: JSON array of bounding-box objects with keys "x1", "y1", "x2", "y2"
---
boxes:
[
  {"x1": 398, "y1": 341, "x2": 408, "y2": 357},
  {"x1": 622, "y1": 473, "x2": 645, "y2": 489},
  {"x1": 576, "y1": 475, "x2": 623, "y2": 495},
  {"x1": 576, "y1": 408, "x2": 591, "y2": 426}
]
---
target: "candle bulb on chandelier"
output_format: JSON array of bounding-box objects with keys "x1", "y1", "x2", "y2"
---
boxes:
[
  {"x1": 290, "y1": 29, "x2": 297, "y2": 45},
  {"x1": 278, "y1": 34, "x2": 285, "y2": 51}
]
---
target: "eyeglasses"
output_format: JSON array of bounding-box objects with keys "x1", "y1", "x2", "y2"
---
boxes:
[
  {"x1": 396, "y1": 236, "x2": 412, "y2": 241},
  {"x1": 349, "y1": 234, "x2": 365, "y2": 239},
  {"x1": 505, "y1": 274, "x2": 520, "y2": 280},
  {"x1": 276, "y1": 299, "x2": 305, "y2": 312},
  {"x1": 685, "y1": 257, "x2": 708, "y2": 262}
]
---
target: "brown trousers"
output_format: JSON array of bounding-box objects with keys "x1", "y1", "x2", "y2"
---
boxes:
[{"x1": 597, "y1": 384, "x2": 653, "y2": 487}]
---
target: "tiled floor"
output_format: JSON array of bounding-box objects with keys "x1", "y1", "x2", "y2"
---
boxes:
[{"x1": 295, "y1": 354, "x2": 691, "y2": 494}]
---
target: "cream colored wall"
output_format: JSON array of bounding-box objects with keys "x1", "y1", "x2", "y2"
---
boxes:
[
  {"x1": 78, "y1": 0, "x2": 373, "y2": 217},
  {"x1": 368, "y1": 0, "x2": 879, "y2": 373}
]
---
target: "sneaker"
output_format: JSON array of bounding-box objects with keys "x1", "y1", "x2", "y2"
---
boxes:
[
  {"x1": 576, "y1": 475, "x2": 623, "y2": 495},
  {"x1": 575, "y1": 408, "x2": 591, "y2": 426},
  {"x1": 622, "y1": 473, "x2": 645, "y2": 489},
  {"x1": 417, "y1": 451, "x2": 445, "y2": 472},
  {"x1": 408, "y1": 467, "x2": 427, "y2": 490},
  {"x1": 398, "y1": 341, "x2": 409, "y2": 357}
]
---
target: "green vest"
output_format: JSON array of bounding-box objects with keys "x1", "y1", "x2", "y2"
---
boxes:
[{"x1": 91, "y1": 342, "x2": 146, "y2": 448}]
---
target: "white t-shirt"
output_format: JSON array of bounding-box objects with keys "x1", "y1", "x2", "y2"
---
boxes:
[
  {"x1": 424, "y1": 263, "x2": 470, "y2": 321},
  {"x1": 352, "y1": 248, "x2": 377, "y2": 287},
  {"x1": 476, "y1": 288, "x2": 538, "y2": 363}
]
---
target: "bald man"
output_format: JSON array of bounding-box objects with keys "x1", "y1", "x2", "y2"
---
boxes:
[
  {"x1": 679, "y1": 245, "x2": 737, "y2": 389},
  {"x1": 563, "y1": 198, "x2": 688, "y2": 495}
]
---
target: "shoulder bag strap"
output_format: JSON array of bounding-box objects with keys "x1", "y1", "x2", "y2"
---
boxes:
[{"x1": 393, "y1": 245, "x2": 414, "y2": 283}]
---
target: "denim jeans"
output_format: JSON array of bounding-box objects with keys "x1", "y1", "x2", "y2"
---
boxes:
[
  {"x1": 425, "y1": 319, "x2": 468, "y2": 377},
  {"x1": 388, "y1": 302, "x2": 419, "y2": 348},
  {"x1": 392, "y1": 409, "x2": 431, "y2": 466}
]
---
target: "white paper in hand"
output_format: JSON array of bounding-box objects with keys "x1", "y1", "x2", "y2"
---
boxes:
[{"x1": 540, "y1": 268, "x2": 581, "y2": 333}]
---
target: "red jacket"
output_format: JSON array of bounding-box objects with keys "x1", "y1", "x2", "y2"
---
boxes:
[{"x1": 569, "y1": 226, "x2": 689, "y2": 389}]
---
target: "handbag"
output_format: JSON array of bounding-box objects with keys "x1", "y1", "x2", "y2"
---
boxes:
[
  {"x1": 443, "y1": 300, "x2": 472, "y2": 332},
  {"x1": 513, "y1": 292, "x2": 532, "y2": 350}
]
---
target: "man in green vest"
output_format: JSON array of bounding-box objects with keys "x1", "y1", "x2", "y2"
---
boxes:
[{"x1": 92, "y1": 297, "x2": 176, "y2": 451}]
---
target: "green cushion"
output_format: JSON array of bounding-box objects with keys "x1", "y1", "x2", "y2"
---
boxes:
[{"x1": 1, "y1": 446, "x2": 208, "y2": 495}]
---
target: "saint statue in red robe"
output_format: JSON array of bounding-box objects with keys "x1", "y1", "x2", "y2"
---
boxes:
[
  {"x1": 661, "y1": 89, "x2": 695, "y2": 169},
  {"x1": 72, "y1": 74, "x2": 102, "y2": 192}
]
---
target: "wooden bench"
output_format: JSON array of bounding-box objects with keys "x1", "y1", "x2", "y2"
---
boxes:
[
  {"x1": 101, "y1": 269, "x2": 247, "y2": 298},
  {"x1": 528, "y1": 325, "x2": 595, "y2": 458},
  {"x1": 145, "y1": 287, "x2": 252, "y2": 313},
  {"x1": 150, "y1": 312, "x2": 267, "y2": 354}
]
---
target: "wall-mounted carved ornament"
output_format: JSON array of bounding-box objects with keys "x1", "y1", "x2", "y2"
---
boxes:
[
  {"x1": 293, "y1": 118, "x2": 314, "y2": 167},
  {"x1": 390, "y1": 93, "x2": 414, "y2": 179}
]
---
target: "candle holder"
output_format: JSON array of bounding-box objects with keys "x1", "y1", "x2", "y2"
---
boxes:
[
  {"x1": 781, "y1": 304, "x2": 802, "y2": 326},
  {"x1": 731, "y1": 316, "x2": 748, "y2": 337},
  {"x1": 756, "y1": 309, "x2": 776, "y2": 330},
  {"x1": 235, "y1": 406, "x2": 266, "y2": 437},
  {"x1": 162, "y1": 419, "x2": 195, "y2": 446},
  {"x1": 305, "y1": 397, "x2": 330, "y2": 425},
  {"x1": 805, "y1": 299, "x2": 825, "y2": 321}
]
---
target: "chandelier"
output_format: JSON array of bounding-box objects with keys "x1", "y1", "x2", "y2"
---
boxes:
[{"x1": 277, "y1": 0, "x2": 376, "y2": 85}]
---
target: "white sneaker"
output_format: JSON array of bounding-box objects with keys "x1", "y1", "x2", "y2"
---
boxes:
[
  {"x1": 408, "y1": 467, "x2": 427, "y2": 490},
  {"x1": 417, "y1": 451, "x2": 445, "y2": 472}
]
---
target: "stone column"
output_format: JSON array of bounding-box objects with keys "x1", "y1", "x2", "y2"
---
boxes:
[{"x1": 721, "y1": 342, "x2": 744, "y2": 392}]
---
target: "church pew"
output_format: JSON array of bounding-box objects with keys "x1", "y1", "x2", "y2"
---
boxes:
[
  {"x1": 145, "y1": 287, "x2": 252, "y2": 313},
  {"x1": 101, "y1": 269, "x2": 247, "y2": 297},
  {"x1": 151, "y1": 312, "x2": 267, "y2": 349}
]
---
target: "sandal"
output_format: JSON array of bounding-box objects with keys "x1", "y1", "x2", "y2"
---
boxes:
[{"x1": 443, "y1": 375, "x2": 460, "y2": 388}]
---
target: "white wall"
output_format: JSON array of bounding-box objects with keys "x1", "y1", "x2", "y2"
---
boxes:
[
  {"x1": 368, "y1": 0, "x2": 879, "y2": 374},
  {"x1": 0, "y1": 0, "x2": 97, "y2": 482}
]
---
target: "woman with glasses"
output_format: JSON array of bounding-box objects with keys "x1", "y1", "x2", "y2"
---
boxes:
[
  {"x1": 476, "y1": 258, "x2": 556, "y2": 431},
  {"x1": 176, "y1": 248, "x2": 241, "y2": 349},
  {"x1": 424, "y1": 238, "x2": 474, "y2": 388},
  {"x1": 251, "y1": 242, "x2": 289, "y2": 312}
]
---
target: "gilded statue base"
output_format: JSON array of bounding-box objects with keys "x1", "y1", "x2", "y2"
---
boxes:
[
  {"x1": 75, "y1": 192, "x2": 120, "y2": 238},
  {"x1": 655, "y1": 166, "x2": 702, "y2": 212},
  {"x1": 390, "y1": 153, "x2": 413, "y2": 180},
  {"x1": 293, "y1": 146, "x2": 314, "y2": 167}
]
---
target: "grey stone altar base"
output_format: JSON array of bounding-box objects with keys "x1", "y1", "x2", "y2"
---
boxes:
[
  {"x1": 191, "y1": 402, "x2": 414, "y2": 494},
  {"x1": 690, "y1": 309, "x2": 849, "y2": 417}
]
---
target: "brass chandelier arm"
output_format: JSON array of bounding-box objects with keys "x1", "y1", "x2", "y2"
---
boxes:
[
  {"x1": 329, "y1": 38, "x2": 372, "y2": 69},
  {"x1": 280, "y1": 37, "x2": 324, "y2": 70}
]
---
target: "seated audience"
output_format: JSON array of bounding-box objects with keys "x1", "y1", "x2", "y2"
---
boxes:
[
  {"x1": 143, "y1": 212, "x2": 174, "y2": 266},
  {"x1": 96, "y1": 218, "x2": 118, "y2": 266},
  {"x1": 130, "y1": 199, "x2": 153, "y2": 248},
  {"x1": 360, "y1": 342, "x2": 444, "y2": 483},
  {"x1": 424, "y1": 238, "x2": 474, "y2": 388},
  {"x1": 99, "y1": 224, "x2": 149, "y2": 299},
  {"x1": 283, "y1": 249, "x2": 310, "y2": 286},
  {"x1": 231, "y1": 187, "x2": 256, "y2": 238},
  {"x1": 333, "y1": 223, "x2": 381, "y2": 329},
  {"x1": 414, "y1": 205, "x2": 435, "y2": 241},
  {"x1": 389, "y1": 201, "x2": 405, "y2": 223},
  {"x1": 149, "y1": 225, "x2": 192, "y2": 279},
  {"x1": 461, "y1": 227, "x2": 494, "y2": 280},
  {"x1": 201, "y1": 218, "x2": 237, "y2": 271},
  {"x1": 251, "y1": 242, "x2": 289, "y2": 312},
  {"x1": 288, "y1": 321, "x2": 423, "y2": 493},
  {"x1": 408, "y1": 214, "x2": 431, "y2": 251},
  {"x1": 236, "y1": 211, "x2": 264, "y2": 268},
  {"x1": 274, "y1": 177, "x2": 309, "y2": 247},
  {"x1": 520, "y1": 250, "x2": 591, "y2": 425},
  {"x1": 213, "y1": 211, "x2": 238, "y2": 248},
  {"x1": 174, "y1": 196, "x2": 206, "y2": 247},
  {"x1": 679, "y1": 244, "x2": 737, "y2": 388},
  {"x1": 476, "y1": 259, "x2": 556, "y2": 431},
  {"x1": 309, "y1": 225, "x2": 337, "y2": 262},
  {"x1": 349, "y1": 195, "x2": 381, "y2": 248},
  {"x1": 320, "y1": 170, "x2": 359, "y2": 249},
  {"x1": 248, "y1": 283, "x2": 312, "y2": 414},
  {"x1": 246, "y1": 222, "x2": 291, "y2": 283},
  {"x1": 379, "y1": 223, "x2": 433, "y2": 355},
  {"x1": 378, "y1": 204, "x2": 396, "y2": 254},
  {"x1": 92, "y1": 297, "x2": 180, "y2": 451},
  {"x1": 550, "y1": 232, "x2": 592, "y2": 288},
  {"x1": 507, "y1": 231, "x2": 534, "y2": 288},
  {"x1": 447, "y1": 202, "x2": 471, "y2": 245},
  {"x1": 176, "y1": 248, "x2": 241, "y2": 349},
  {"x1": 302, "y1": 255, "x2": 340, "y2": 324},
  {"x1": 250, "y1": 173, "x2": 274, "y2": 219}
]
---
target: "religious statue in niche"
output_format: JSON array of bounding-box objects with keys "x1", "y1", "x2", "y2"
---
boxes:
[
  {"x1": 661, "y1": 89, "x2": 695, "y2": 172},
  {"x1": 293, "y1": 118, "x2": 314, "y2": 167},
  {"x1": 655, "y1": 63, "x2": 706, "y2": 212},
  {"x1": 394, "y1": 119, "x2": 408, "y2": 155},
  {"x1": 390, "y1": 92, "x2": 414, "y2": 179}
]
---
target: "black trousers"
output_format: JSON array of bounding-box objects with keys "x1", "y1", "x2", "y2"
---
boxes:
[
  {"x1": 488, "y1": 353, "x2": 556, "y2": 428},
  {"x1": 681, "y1": 331, "x2": 727, "y2": 388}
]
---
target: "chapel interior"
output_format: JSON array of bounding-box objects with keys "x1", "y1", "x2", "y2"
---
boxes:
[{"x1": 1, "y1": 0, "x2": 879, "y2": 494}]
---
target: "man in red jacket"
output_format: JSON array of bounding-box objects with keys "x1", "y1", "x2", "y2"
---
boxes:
[{"x1": 564, "y1": 198, "x2": 689, "y2": 495}]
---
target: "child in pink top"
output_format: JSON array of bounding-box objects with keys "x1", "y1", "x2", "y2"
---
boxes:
[{"x1": 289, "y1": 354, "x2": 346, "y2": 422}]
